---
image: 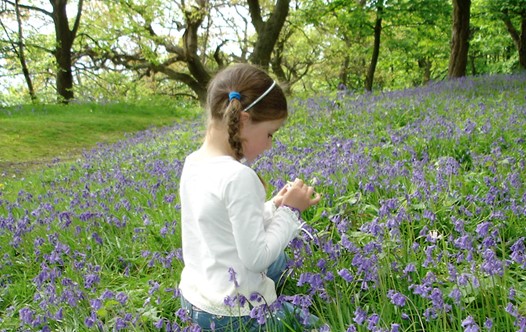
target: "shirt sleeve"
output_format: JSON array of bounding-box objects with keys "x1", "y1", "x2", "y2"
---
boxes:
[
  {"x1": 263, "y1": 201, "x2": 277, "y2": 229},
  {"x1": 224, "y1": 167, "x2": 300, "y2": 273}
]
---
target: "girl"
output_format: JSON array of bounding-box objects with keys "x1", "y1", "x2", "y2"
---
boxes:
[{"x1": 179, "y1": 63, "x2": 321, "y2": 331}]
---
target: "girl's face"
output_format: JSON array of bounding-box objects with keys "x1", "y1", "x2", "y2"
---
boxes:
[{"x1": 240, "y1": 116, "x2": 284, "y2": 162}]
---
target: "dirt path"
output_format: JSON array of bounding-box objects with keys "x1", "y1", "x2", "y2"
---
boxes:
[{"x1": 0, "y1": 156, "x2": 79, "y2": 178}]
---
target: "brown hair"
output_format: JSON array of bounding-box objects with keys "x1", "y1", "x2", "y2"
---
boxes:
[{"x1": 206, "y1": 63, "x2": 288, "y2": 160}]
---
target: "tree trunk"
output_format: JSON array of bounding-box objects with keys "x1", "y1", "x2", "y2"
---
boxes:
[
  {"x1": 470, "y1": 53, "x2": 477, "y2": 75},
  {"x1": 15, "y1": 0, "x2": 36, "y2": 102},
  {"x1": 448, "y1": 0, "x2": 471, "y2": 78},
  {"x1": 247, "y1": 0, "x2": 290, "y2": 70},
  {"x1": 50, "y1": 0, "x2": 83, "y2": 104},
  {"x1": 338, "y1": 35, "x2": 351, "y2": 89},
  {"x1": 182, "y1": 0, "x2": 211, "y2": 104},
  {"x1": 502, "y1": 12, "x2": 526, "y2": 70},
  {"x1": 418, "y1": 58, "x2": 432, "y2": 85},
  {"x1": 365, "y1": 1, "x2": 383, "y2": 92},
  {"x1": 521, "y1": 17, "x2": 526, "y2": 70},
  {"x1": 270, "y1": 35, "x2": 290, "y2": 95},
  {"x1": 339, "y1": 55, "x2": 350, "y2": 88}
]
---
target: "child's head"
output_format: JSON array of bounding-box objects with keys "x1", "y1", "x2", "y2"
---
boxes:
[{"x1": 206, "y1": 63, "x2": 287, "y2": 160}]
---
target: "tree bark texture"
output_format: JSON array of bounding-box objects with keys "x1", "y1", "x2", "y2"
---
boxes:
[
  {"x1": 448, "y1": 0, "x2": 471, "y2": 78},
  {"x1": 418, "y1": 58, "x2": 432, "y2": 85},
  {"x1": 247, "y1": 0, "x2": 290, "y2": 70},
  {"x1": 182, "y1": 0, "x2": 211, "y2": 102},
  {"x1": 365, "y1": 2, "x2": 383, "y2": 92},
  {"x1": 50, "y1": 0, "x2": 82, "y2": 103},
  {"x1": 521, "y1": 17, "x2": 526, "y2": 69},
  {"x1": 502, "y1": 12, "x2": 526, "y2": 70}
]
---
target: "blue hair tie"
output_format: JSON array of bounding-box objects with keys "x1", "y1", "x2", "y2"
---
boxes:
[{"x1": 229, "y1": 91, "x2": 241, "y2": 101}]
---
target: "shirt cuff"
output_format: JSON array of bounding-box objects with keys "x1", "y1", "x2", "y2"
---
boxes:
[{"x1": 277, "y1": 205, "x2": 301, "y2": 236}]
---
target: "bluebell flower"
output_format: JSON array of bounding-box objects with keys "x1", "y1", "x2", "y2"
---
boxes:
[
  {"x1": 91, "y1": 232, "x2": 103, "y2": 245},
  {"x1": 116, "y1": 292, "x2": 128, "y2": 305},
  {"x1": 462, "y1": 315, "x2": 480, "y2": 332},
  {"x1": 224, "y1": 296, "x2": 236, "y2": 308},
  {"x1": 484, "y1": 317, "x2": 493, "y2": 330},
  {"x1": 403, "y1": 263, "x2": 416, "y2": 275},
  {"x1": 175, "y1": 308, "x2": 191, "y2": 323},
  {"x1": 89, "y1": 298, "x2": 102, "y2": 310},
  {"x1": 19, "y1": 307, "x2": 34, "y2": 325},
  {"x1": 338, "y1": 268, "x2": 354, "y2": 283},
  {"x1": 297, "y1": 272, "x2": 324, "y2": 292},
  {"x1": 390, "y1": 323, "x2": 401, "y2": 332},
  {"x1": 454, "y1": 234, "x2": 473, "y2": 250},
  {"x1": 249, "y1": 305, "x2": 267, "y2": 325},
  {"x1": 353, "y1": 307, "x2": 367, "y2": 325},
  {"x1": 154, "y1": 318, "x2": 165, "y2": 329},
  {"x1": 387, "y1": 290, "x2": 406, "y2": 307},
  {"x1": 367, "y1": 313, "x2": 379, "y2": 330},
  {"x1": 114, "y1": 317, "x2": 127, "y2": 330},
  {"x1": 319, "y1": 324, "x2": 331, "y2": 332},
  {"x1": 481, "y1": 248, "x2": 503, "y2": 276},
  {"x1": 449, "y1": 287, "x2": 462, "y2": 305},
  {"x1": 101, "y1": 289, "x2": 115, "y2": 299},
  {"x1": 84, "y1": 311, "x2": 97, "y2": 328},
  {"x1": 346, "y1": 324, "x2": 357, "y2": 332},
  {"x1": 228, "y1": 267, "x2": 239, "y2": 288},
  {"x1": 510, "y1": 237, "x2": 525, "y2": 266},
  {"x1": 505, "y1": 303, "x2": 518, "y2": 317},
  {"x1": 249, "y1": 292, "x2": 263, "y2": 303}
]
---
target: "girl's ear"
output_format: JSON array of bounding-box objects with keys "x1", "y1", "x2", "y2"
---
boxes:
[{"x1": 239, "y1": 111, "x2": 250, "y2": 124}]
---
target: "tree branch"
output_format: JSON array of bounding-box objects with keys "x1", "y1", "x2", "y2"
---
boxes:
[
  {"x1": 247, "y1": 0, "x2": 264, "y2": 33},
  {"x1": 4, "y1": 0, "x2": 52, "y2": 17},
  {"x1": 71, "y1": 0, "x2": 83, "y2": 36},
  {"x1": 501, "y1": 10, "x2": 520, "y2": 49}
]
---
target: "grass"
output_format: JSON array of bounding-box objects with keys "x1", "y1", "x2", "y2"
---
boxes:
[
  {"x1": 0, "y1": 99, "x2": 198, "y2": 176},
  {"x1": 1, "y1": 73, "x2": 526, "y2": 331}
]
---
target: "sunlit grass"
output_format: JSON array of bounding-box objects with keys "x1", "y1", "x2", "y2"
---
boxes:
[{"x1": 0, "y1": 98, "x2": 198, "y2": 176}]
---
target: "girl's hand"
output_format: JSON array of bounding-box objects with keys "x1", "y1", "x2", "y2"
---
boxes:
[
  {"x1": 281, "y1": 178, "x2": 321, "y2": 212},
  {"x1": 272, "y1": 184, "x2": 289, "y2": 207}
]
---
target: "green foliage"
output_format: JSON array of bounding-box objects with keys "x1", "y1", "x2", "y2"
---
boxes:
[
  {"x1": 2, "y1": 0, "x2": 525, "y2": 105},
  {"x1": 470, "y1": 0, "x2": 522, "y2": 74}
]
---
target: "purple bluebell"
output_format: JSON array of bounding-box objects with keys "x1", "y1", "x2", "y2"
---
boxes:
[
  {"x1": 484, "y1": 317, "x2": 493, "y2": 330},
  {"x1": 353, "y1": 307, "x2": 367, "y2": 325},
  {"x1": 338, "y1": 268, "x2": 354, "y2": 283},
  {"x1": 462, "y1": 316, "x2": 480, "y2": 332},
  {"x1": 228, "y1": 267, "x2": 239, "y2": 288},
  {"x1": 387, "y1": 290, "x2": 406, "y2": 307},
  {"x1": 116, "y1": 292, "x2": 128, "y2": 305}
]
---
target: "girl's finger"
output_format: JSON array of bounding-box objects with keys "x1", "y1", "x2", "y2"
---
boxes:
[
  {"x1": 278, "y1": 185, "x2": 288, "y2": 194},
  {"x1": 310, "y1": 192, "x2": 322, "y2": 205},
  {"x1": 306, "y1": 186, "x2": 315, "y2": 197}
]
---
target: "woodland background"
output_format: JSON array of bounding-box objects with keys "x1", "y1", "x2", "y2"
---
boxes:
[{"x1": 0, "y1": 0, "x2": 525, "y2": 106}]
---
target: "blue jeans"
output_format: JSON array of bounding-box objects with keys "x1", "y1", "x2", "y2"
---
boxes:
[{"x1": 180, "y1": 252, "x2": 319, "y2": 331}]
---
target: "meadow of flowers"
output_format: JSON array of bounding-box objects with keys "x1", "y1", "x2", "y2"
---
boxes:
[{"x1": 1, "y1": 73, "x2": 525, "y2": 331}]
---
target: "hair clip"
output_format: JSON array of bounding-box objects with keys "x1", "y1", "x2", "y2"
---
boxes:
[
  {"x1": 242, "y1": 81, "x2": 276, "y2": 112},
  {"x1": 229, "y1": 91, "x2": 241, "y2": 101}
]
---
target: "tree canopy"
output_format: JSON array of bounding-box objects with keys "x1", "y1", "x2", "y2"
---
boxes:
[{"x1": 0, "y1": 0, "x2": 523, "y2": 105}]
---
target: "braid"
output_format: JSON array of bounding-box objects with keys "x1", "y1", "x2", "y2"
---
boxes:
[{"x1": 225, "y1": 98, "x2": 244, "y2": 160}]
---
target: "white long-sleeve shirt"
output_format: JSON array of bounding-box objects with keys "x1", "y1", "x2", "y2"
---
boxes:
[{"x1": 179, "y1": 153, "x2": 300, "y2": 316}]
